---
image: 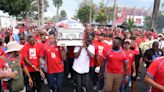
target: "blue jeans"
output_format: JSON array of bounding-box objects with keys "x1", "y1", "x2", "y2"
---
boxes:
[
  {"x1": 98, "y1": 66, "x2": 105, "y2": 90},
  {"x1": 47, "y1": 72, "x2": 64, "y2": 92},
  {"x1": 99, "y1": 76, "x2": 104, "y2": 90},
  {"x1": 120, "y1": 75, "x2": 131, "y2": 92}
]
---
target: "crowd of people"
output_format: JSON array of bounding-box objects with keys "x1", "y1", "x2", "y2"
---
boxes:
[{"x1": 0, "y1": 25, "x2": 163, "y2": 92}]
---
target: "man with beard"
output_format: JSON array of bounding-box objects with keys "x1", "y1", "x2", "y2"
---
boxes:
[
  {"x1": 101, "y1": 37, "x2": 129, "y2": 92},
  {"x1": 22, "y1": 35, "x2": 45, "y2": 92}
]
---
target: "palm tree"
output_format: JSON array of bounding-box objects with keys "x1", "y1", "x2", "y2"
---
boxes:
[
  {"x1": 151, "y1": 0, "x2": 160, "y2": 31},
  {"x1": 127, "y1": 19, "x2": 135, "y2": 33},
  {"x1": 53, "y1": 0, "x2": 63, "y2": 21}
]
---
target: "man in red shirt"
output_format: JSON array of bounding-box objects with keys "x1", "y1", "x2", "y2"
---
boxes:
[
  {"x1": 43, "y1": 30, "x2": 66, "y2": 92},
  {"x1": 22, "y1": 35, "x2": 44, "y2": 92},
  {"x1": 121, "y1": 39, "x2": 136, "y2": 92},
  {"x1": 40, "y1": 33, "x2": 48, "y2": 73},
  {"x1": 101, "y1": 37, "x2": 129, "y2": 92},
  {"x1": 94, "y1": 33, "x2": 108, "y2": 66},
  {"x1": 94, "y1": 33, "x2": 109, "y2": 91},
  {"x1": 144, "y1": 57, "x2": 164, "y2": 92}
]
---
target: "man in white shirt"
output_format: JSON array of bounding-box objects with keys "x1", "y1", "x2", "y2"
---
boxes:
[{"x1": 73, "y1": 38, "x2": 95, "y2": 92}]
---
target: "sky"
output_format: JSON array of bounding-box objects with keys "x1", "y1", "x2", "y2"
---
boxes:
[{"x1": 44, "y1": 0, "x2": 164, "y2": 18}]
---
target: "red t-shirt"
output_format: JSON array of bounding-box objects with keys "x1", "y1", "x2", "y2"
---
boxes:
[
  {"x1": 146, "y1": 57, "x2": 164, "y2": 92},
  {"x1": 44, "y1": 44, "x2": 64, "y2": 74},
  {"x1": 94, "y1": 41, "x2": 107, "y2": 60},
  {"x1": 0, "y1": 49, "x2": 4, "y2": 56},
  {"x1": 94, "y1": 40, "x2": 112, "y2": 66},
  {"x1": 19, "y1": 26, "x2": 25, "y2": 34},
  {"x1": 34, "y1": 34, "x2": 41, "y2": 42},
  {"x1": 68, "y1": 47, "x2": 74, "y2": 59},
  {"x1": 89, "y1": 44, "x2": 96, "y2": 67},
  {"x1": 90, "y1": 57, "x2": 95, "y2": 67},
  {"x1": 133, "y1": 45, "x2": 140, "y2": 55},
  {"x1": 40, "y1": 40, "x2": 48, "y2": 48},
  {"x1": 104, "y1": 49, "x2": 129, "y2": 74},
  {"x1": 152, "y1": 32, "x2": 157, "y2": 39},
  {"x1": 94, "y1": 40, "x2": 104, "y2": 65},
  {"x1": 135, "y1": 37, "x2": 141, "y2": 46},
  {"x1": 124, "y1": 50, "x2": 135, "y2": 74},
  {"x1": 22, "y1": 42, "x2": 43, "y2": 72}
]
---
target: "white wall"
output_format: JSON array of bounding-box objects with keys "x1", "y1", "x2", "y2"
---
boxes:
[
  {"x1": 0, "y1": 16, "x2": 16, "y2": 28},
  {"x1": 127, "y1": 15, "x2": 145, "y2": 26}
]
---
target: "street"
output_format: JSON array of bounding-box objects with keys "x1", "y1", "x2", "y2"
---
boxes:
[{"x1": 41, "y1": 67, "x2": 149, "y2": 92}]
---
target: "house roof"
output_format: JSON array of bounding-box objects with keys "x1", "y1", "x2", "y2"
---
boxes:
[{"x1": 121, "y1": 7, "x2": 152, "y2": 16}]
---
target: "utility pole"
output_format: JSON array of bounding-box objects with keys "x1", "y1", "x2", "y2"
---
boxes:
[
  {"x1": 112, "y1": 0, "x2": 117, "y2": 28},
  {"x1": 105, "y1": 0, "x2": 109, "y2": 24},
  {"x1": 38, "y1": 0, "x2": 44, "y2": 27},
  {"x1": 151, "y1": 0, "x2": 160, "y2": 31},
  {"x1": 89, "y1": 0, "x2": 93, "y2": 24}
]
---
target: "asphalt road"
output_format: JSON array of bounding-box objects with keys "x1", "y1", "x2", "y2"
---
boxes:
[{"x1": 41, "y1": 67, "x2": 149, "y2": 92}]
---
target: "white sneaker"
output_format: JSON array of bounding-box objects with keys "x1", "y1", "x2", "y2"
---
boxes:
[
  {"x1": 93, "y1": 85, "x2": 97, "y2": 90},
  {"x1": 82, "y1": 87, "x2": 86, "y2": 92},
  {"x1": 137, "y1": 76, "x2": 141, "y2": 80},
  {"x1": 98, "y1": 90, "x2": 103, "y2": 92},
  {"x1": 144, "y1": 63, "x2": 147, "y2": 67},
  {"x1": 67, "y1": 73, "x2": 71, "y2": 79},
  {"x1": 129, "y1": 81, "x2": 132, "y2": 87}
]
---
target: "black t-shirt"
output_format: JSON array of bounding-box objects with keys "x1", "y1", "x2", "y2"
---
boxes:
[{"x1": 144, "y1": 48, "x2": 163, "y2": 68}]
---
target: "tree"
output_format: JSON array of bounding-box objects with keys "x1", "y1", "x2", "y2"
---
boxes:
[
  {"x1": 0, "y1": 0, "x2": 49, "y2": 18},
  {"x1": 77, "y1": 5, "x2": 94, "y2": 23},
  {"x1": 106, "y1": 7, "x2": 114, "y2": 22},
  {"x1": 21, "y1": 0, "x2": 49, "y2": 18},
  {"x1": 127, "y1": 19, "x2": 135, "y2": 33},
  {"x1": 60, "y1": 10, "x2": 67, "y2": 19},
  {"x1": 144, "y1": 14, "x2": 164, "y2": 33},
  {"x1": 95, "y1": 3, "x2": 107, "y2": 25},
  {"x1": 53, "y1": 0, "x2": 63, "y2": 21},
  {"x1": 151, "y1": 0, "x2": 160, "y2": 31},
  {"x1": 0, "y1": 0, "x2": 25, "y2": 16},
  {"x1": 144, "y1": 16, "x2": 152, "y2": 30}
]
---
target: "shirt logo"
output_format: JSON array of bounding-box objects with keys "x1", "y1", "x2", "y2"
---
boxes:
[
  {"x1": 109, "y1": 55, "x2": 113, "y2": 57},
  {"x1": 29, "y1": 48, "x2": 37, "y2": 59},
  {"x1": 98, "y1": 46, "x2": 104, "y2": 54},
  {"x1": 51, "y1": 52, "x2": 56, "y2": 58},
  {"x1": 159, "y1": 51, "x2": 162, "y2": 55}
]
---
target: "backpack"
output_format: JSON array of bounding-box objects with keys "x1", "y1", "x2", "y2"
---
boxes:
[{"x1": 0, "y1": 56, "x2": 24, "y2": 92}]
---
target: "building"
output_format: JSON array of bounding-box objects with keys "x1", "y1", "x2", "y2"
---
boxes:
[
  {"x1": 0, "y1": 10, "x2": 16, "y2": 29},
  {"x1": 115, "y1": 7, "x2": 152, "y2": 27}
]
